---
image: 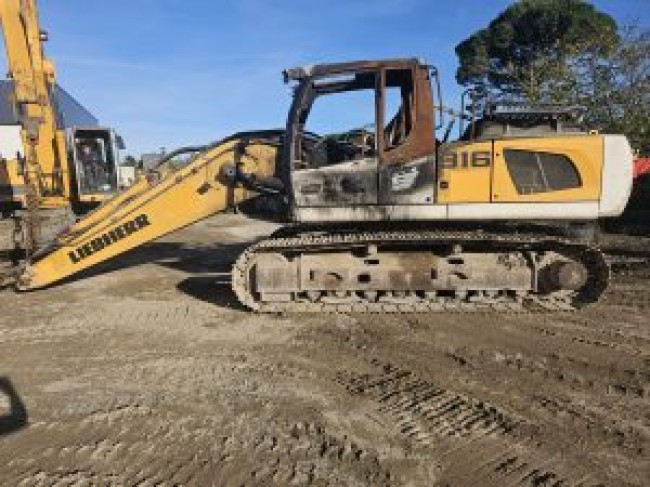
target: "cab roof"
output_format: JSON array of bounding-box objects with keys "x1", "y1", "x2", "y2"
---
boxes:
[{"x1": 283, "y1": 57, "x2": 428, "y2": 83}]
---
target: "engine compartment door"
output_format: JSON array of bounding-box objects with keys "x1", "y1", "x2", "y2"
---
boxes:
[
  {"x1": 491, "y1": 136, "x2": 602, "y2": 203},
  {"x1": 436, "y1": 141, "x2": 493, "y2": 204}
]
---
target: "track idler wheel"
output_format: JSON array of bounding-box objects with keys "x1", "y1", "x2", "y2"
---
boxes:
[{"x1": 542, "y1": 261, "x2": 589, "y2": 292}]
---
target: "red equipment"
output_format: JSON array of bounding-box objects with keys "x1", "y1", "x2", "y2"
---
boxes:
[{"x1": 634, "y1": 158, "x2": 650, "y2": 179}]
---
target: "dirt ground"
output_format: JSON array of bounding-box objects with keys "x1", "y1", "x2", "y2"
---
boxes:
[{"x1": 0, "y1": 214, "x2": 648, "y2": 487}]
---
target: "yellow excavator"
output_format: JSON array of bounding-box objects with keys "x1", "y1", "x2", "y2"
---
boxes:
[
  {"x1": 0, "y1": 0, "x2": 123, "y2": 276},
  {"x1": 11, "y1": 58, "x2": 634, "y2": 313}
]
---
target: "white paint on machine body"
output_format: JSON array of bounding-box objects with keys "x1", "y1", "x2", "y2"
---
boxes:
[
  {"x1": 0, "y1": 125, "x2": 23, "y2": 160},
  {"x1": 600, "y1": 134, "x2": 634, "y2": 217},
  {"x1": 295, "y1": 202, "x2": 601, "y2": 222}
]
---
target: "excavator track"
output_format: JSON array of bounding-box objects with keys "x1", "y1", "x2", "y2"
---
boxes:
[{"x1": 232, "y1": 230, "x2": 610, "y2": 314}]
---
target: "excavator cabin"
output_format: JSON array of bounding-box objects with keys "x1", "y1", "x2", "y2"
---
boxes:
[
  {"x1": 284, "y1": 58, "x2": 438, "y2": 213},
  {"x1": 70, "y1": 127, "x2": 122, "y2": 203},
  {"x1": 280, "y1": 58, "x2": 632, "y2": 225}
]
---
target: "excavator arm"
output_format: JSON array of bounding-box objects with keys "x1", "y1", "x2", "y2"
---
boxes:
[
  {"x1": 17, "y1": 130, "x2": 283, "y2": 290},
  {"x1": 0, "y1": 0, "x2": 69, "y2": 201}
]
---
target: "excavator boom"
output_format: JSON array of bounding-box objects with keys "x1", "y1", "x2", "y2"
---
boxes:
[
  {"x1": 0, "y1": 0, "x2": 70, "y2": 255},
  {"x1": 0, "y1": 0, "x2": 69, "y2": 201},
  {"x1": 18, "y1": 131, "x2": 281, "y2": 290}
]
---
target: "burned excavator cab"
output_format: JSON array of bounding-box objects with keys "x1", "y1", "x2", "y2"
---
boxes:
[{"x1": 284, "y1": 59, "x2": 438, "y2": 216}]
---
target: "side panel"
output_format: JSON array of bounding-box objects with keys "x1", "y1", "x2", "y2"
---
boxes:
[
  {"x1": 291, "y1": 157, "x2": 378, "y2": 207},
  {"x1": 600, "y1": 135, "x2": 633, "y2": 217},
  {"x1": 292, "y1": 202, "x2": 600, "y2": 222},
  {"x1": 437, "y1": 141, "x2": 492, "y2": 203},
  {"x1": 294, "y1": 204, "x2": 448, "y2": 222},
  {"x1": 447, "y1": 202, "x2": 599, "y2": 220},
  {"x1": 378, "y1": 155, "x2": 435, "y2": 205},
  {"x1": 492, "y1": 136, "x2": 603, "y2": 203}
]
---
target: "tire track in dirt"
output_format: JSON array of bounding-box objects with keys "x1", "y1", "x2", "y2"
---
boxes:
[
  {"x1": 438, "y1": 345, "x2": 649, "y2": 459},
  {"x1": 432, "y1": 340, "x2": 647, "y2": 480},
  {"x1": 529, "y1": 394, "x2": 647, "y2": 455},
  {"x1": 528, "y1": 320, "x2": 649, "y2": 356},
  {"x1": 603, "y1": 286, "x2": 650, "y2": 310},
  {"x1": 335, "y1": 360, "x2": 610, "y2": 487},
  {"x1": 443, "y1": 343, "x2": 648, "y2": 400},
  {"x1": 1, "y1": 403, "x2": 395, "y2": 486}
]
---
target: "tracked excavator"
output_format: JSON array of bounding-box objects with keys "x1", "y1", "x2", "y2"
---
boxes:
[
  {"x1": 0, "y1": 0, "x2": 123, "y2": 281},
  {"x1": 11, "y1": 58, "x2": 635, "y2": 313}
]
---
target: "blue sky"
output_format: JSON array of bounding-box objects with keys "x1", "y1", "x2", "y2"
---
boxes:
[{"x1": 1, "y1": 0, "x2": 648, "y2": 156}]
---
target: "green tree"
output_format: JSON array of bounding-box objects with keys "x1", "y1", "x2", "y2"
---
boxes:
[
  {"x1": 573, "y1": 26, "x2": 649, "y2": 154},
  {"x1": 455, "y1": 1, "x2": 649, "y2": 153},
  {"x1": 455, "y1": 0, "x2": 618, "y2": 101}
]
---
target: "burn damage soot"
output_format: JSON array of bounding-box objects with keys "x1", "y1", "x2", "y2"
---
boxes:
[{"x1": 68, "y1": 214, "x2": 151, "y2": 264}]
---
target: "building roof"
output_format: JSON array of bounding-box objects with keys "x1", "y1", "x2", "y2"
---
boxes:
[{"x1": 0, "y1": 80, "x2": 98, "y2": 127}]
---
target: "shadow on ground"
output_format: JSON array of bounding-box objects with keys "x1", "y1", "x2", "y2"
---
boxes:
[
  {"x1": 0, "y1": 377, "x2": 28, "y2": 436},
  {"x1": 45, "y1": 241, "x2": 252, "y2": 289},
  {"x1": 176, "y1": 275, "x2": 247, "y2": 311},
  {"x1": 603, "y1": 224, "x2": 650, "y2": 238},
  {"x1": 156, "y1": 242, "x2": 250, "y2": 274},
  {"x1": 603, "y1": 246, "x2": 650, "y2": 275}
]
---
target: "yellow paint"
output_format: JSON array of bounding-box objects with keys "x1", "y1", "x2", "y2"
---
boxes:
[
  {"x1": 492, "y1": 135, "x2": 603, "y2": 203},
  {"x1": 0, "y1": 0, "x2": 110, "y2": 210},
  {"x1": 20, "y1": 137, "x2": 279, "y2": 290},
  {"x1": 437, "y1": 135, "x2": 604, "y2": 204},
  {"x1": 437, "y1": 141, "x2": 492, "y2": 203},
  {"x1": 0, "y1": 0, "x2": 69, "y2": 204}
]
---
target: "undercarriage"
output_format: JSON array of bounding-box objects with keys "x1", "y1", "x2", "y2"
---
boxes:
[{"x1": 232, "y1": 228, "x2": 609, "y2": 313}]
